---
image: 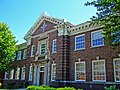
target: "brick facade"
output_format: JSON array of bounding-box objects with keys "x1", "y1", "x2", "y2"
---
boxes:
[{"x1": 2, "y1": 14, "x2": 120, "y2": 90}]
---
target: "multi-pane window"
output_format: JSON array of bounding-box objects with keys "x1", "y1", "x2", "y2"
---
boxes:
[
  {"x1": 75, "y1": 34, "x2": 85, "y2": 50},
  {"x1": 40, "y1": 44, "x2": 46, "y2": 54},
  {"x1": 114, "y1": 58, "x2": 120, "y2": 82},
  {"x1": 91, "y1": 30, "x2": 104, "y2": 47},
  {"x1": 17, "y1": 51, "x2": 22, "y2": 60},
  {"x1": 4, "y1": 71, "x2": 9, "y2": 79},
  {"x1": 29, "y1": 65, "x2": 33, "y2": 81},
  {"x1": 31, "y1": 45, "x2": 35, "y2": 57},
  {"x1": 23, "y1": 49, "x2": 27, "y2": 59},
  {"x1": 21, "y1": 67, "x2": 26, "y2": 80},
  {"x1": 9, "y1": 69, "x2": 14, "y2": 79},
  {"x1": 92, "y1": 60, "x2": 106, "y2": 81},
  {"x1": 52, "y1": 39, "x2": 57, "y2": 53},
  {"x1": 75, "y1": 62, "x2": 86, "y2": 81},
  {"x1": 15, "y1": 67, "x2": 20, "y2": 80},
  {"x1": 51, "y1": 64, "x2": 56, "y2": 81}
]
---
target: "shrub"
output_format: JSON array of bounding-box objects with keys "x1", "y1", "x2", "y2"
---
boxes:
[
  {"x1": 57, "y1": 87, "x2": 75, "y2": 90},
  {"x1": 104, "y1": 85, "x2": 118, "y2": 90}
]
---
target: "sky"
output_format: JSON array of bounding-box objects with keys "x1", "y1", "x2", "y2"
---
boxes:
[{"x1": 0, "y1": 0, "x2": 96, "y2": 44}]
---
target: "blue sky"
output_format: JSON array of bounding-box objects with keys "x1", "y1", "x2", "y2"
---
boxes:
[{"x1": 0, "y1": 0, "x2": 96, "y2": 44}]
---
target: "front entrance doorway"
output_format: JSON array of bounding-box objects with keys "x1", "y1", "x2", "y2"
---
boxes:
[{"x1": 39, "y1": 66, "x2": 45, "y2": 85}]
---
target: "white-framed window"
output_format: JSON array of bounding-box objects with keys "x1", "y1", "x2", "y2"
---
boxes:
[
  {"x1": 23, "y1": 49, "x2": 27, "y2": 59},
  {"x1": 52, "y1": 39, "x2": 57, "y2": 53},
  {"x1": 31, "y1": 45, "x2": 35, "y2": 57},
  {"x1": 9, "y1": 69, "x2": 14, "y2": 79},
  {"x1": 21, "y1": 66, "x2": 26, "y2": 80},
  {"x1": 92, "y1": 60, "x2": 106, "y2": 82},
  {"x1": 40, "y1": 43, "x2": 46, "y2": 54},
  {"x1": 15, "y1": 67, "x2": 20, "y2": 80},
  {"x1": 75, "y1": 34, "x2": 85, "y2": 50},
  {"x1": 91, "y1": 30, "x2": 104, "y2": 47},
  {"x1": 4, "y1": 71, "x2": 9, "y2": 79},
  {"x1": 29, "y1": 65, "x2": 33, "y2": 81},
  {"x1": 75, "y1": 62, "x2": 86, "y2": 81},
  {"x1": 17, "y1": 51, "x2": 22, "y2": 60},
  {"x1": 51, "y1": 64, "x2": 56, "y2": 81},
  {"x1": 113, "y1": 58, "x2": 120, "y2": 82}
]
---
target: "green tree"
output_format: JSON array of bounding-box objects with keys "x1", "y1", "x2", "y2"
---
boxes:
[
  {"x1": 0, "y1": 22, "x2": 17, "y2": 79},
  {"x1": 85, "y1": 0, "x2": 120, "y2": 46}
]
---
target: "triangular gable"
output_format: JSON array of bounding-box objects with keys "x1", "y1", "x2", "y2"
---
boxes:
[{"x1": 24, "y1": 14, "x2": 63, "y2": 40}]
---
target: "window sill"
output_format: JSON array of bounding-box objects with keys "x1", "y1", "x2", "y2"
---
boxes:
[
  {"x1": 90, "y1": 45, "x2": 104, "y2": 48},
  {"x1": 52, "y1": 52, "x2": 57, "y2": 54},
  {"x1": 74, "y1": 48, "x2": 85, "y2": 51}
]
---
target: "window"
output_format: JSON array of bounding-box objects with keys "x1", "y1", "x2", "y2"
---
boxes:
[
  {"x1": 21, "y1": 66, "x2": 26, "y2": 80},
  {"x1": 52, "y1": 39, "x2": 57, "y2": 53},
  {"x1": 92, "y1": 60, "x2": 106, "y2": 81},
  {"x1": 75, "y1": 34, "x2": 85, "y2": 50},
  {"x1": 15, "y1": 67, "x2": 20, "y2": 80},
  {"x1": 23, "y1": 49, "x2": 27, "y2": 59},
  {"x1": 91, "y1": 30, "x2": 104, "y2": 47},
  {"x1": 4, "y1": 71, "x2": 9, "y2": 79},
  {"x1": 31, "y1": 45, "x2": 35, "y2": 57},
  {"x1": 75, "y1": 62, "x2": 86, "y2": 81},
  {"x1": 114, "y1": 58, "x2": 120, "y2": 82},
  {"x1": 17, "y1": 51, "x2": 22, "y2": 60},
  {"x1": 51, "y1": 64, "x2": 56, "y2": 81},
  {"x1": 40, "y1": 44, "x2": 46, "y2": 54},
  {"x1": 29, "y1": 65, "x2": 33, "y2": 81},
  {"x1": 10, "y1": 69, "x2": 14, "y2": 79}
]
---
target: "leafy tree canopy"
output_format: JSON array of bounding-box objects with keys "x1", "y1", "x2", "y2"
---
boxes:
[
  {"x1": 0, "y1": 22, "x2": 17, "y2": 73},
  {"x1": 85, "y1": 0, "x2": 120, "y2": 46}
]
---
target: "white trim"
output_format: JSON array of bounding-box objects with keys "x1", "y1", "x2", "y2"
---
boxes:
[
  {"x1": 91, "y1": 30, "x2": 104, "y2": 48},
  {"x1": 113, "y1": 58, "x2": 120, "y2": 82},
  {"x1": 51, "y1": 63, "x2": 56, "y2": 81},
  {"x1": 31, "y1": 45, "x2": 35, "y2": 57},
  {"x1": 75, "y1": 34, "x2": 85, "y2": 50},
  {"x1": 92, "y1": 60, "x2": 106, "y2": 82},
  {"x1": 17, "y1": 51, "x2": 22, "y2": 60},
  {"x1": 23, "y1": 49, "x2": 27, "y2": 59},
  {"x1": 40, "y1": 66, "x2": 45, "y2": 72},
  {"x1": 75, "y1": 61, "x2": 86, "y2": 81},
  {"x1": 40, "y1": 43, "x2": 46, "y2": 55},
  {"x1": 52, "y1": 39, "x2": 57, "y2": 53},
  {"x1": 15, "y1": 67, "x2": 20, "y2": 80},
  {"x1": 9, "y1": 69, "x2": 14, "y2": 79}
]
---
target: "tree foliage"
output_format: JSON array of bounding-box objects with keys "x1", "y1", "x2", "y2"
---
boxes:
[
  {"x1": 85, "y1": 0, "x2": 120, "y2": 46},
  {"x1": 0, "y1": 22, "x2": 17, "y2": 73}
]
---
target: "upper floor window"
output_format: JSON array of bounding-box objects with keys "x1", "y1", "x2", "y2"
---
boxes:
[
  {"x1": 23, "y1": 49, "x2": 27, "y2": 59},
  {"x1": 52, "y1": 39, "x2": 57, "y2": 53},
  {"x1": 31, "y1": 45, "x2": 35, "y2": 57},
  {"x1": 17, "y1": 51, "x2": 22, "y2": 60},
  {"x1": 9, "y1": 69, "x2": 14, "y2": 79},
  {"x1": 51, "y1": 64, "x2": 56, "y2": 81},
  {"x1": 92, "y1": 60, "x2": 106, "y2": 82},
  {"x1": 21, "y1": 66, "x2": 26, "y2": 80},
  {"x1": 40, "y1": 43, "x2": 46, "y2": 55},
  {"x1": 91, "y1": 30, "x2": 104, "y2": 47},
  {"x1": 29, "y1": 65, "x2": 33, "y2": 81},
  {"x1": 75, "y1": 62, "x2": 86, "y2": 81},
  {"x1": 4, "y1": 71, "x2": 9, "y2": 79},
  {"x1": 75, "y1": 34, "x2": 85, "y2": 50},
  {"x1": 113, "y1": 58, "x2": 120, "y2": 82}
]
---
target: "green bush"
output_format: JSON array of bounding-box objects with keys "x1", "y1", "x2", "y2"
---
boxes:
[
  {"x1": 104, "y1": 85, "x2": 118, "y2": 90},
  {"x1": 57, "y1": 87, "x2": 75, "y2": 90}
]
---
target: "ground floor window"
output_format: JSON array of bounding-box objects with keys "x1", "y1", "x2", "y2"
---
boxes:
[
  {"x1": 92, "y1": 60, "x2": 106, "y2": 81},
  {"x1": 10, "y1": 69, "x2": 14, "y2": 79},
  {"x1": 75, "y1": 62, "x2": 86, "y2": 81},
  {"x1": 29, "y1": 65, "x2": 33, "y2": 81},
  {"x1": 51, "y1": 64, "x2": 56, "y2": 81},
  {"x1": 21, "y1": 66, "x2": 26, "y2": 80},
  {"x1": 114, "y1": 58, "x2": 120, "y2": 82},
  {"x1": 4, "y1": 71, "x2": 9, "y2": 79},
  {"x1": 15, "y1": 67, "x2": 20, "y2": 80}
]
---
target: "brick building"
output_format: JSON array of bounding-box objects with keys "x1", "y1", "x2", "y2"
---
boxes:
[{"x1": 2, "y1": 13, "x2": 120, "y2": 90}]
